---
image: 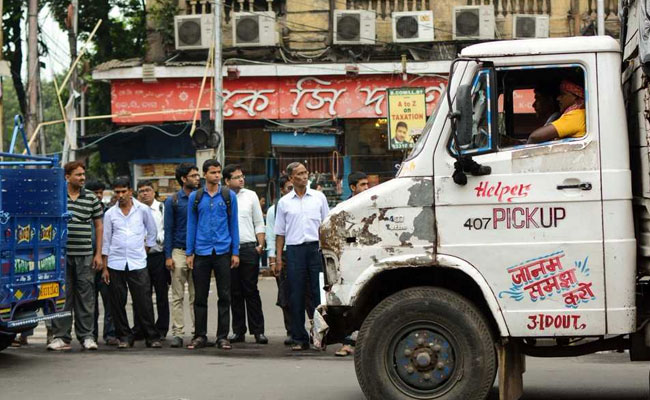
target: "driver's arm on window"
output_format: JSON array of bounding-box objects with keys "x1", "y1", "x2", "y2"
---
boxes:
[{"x1": 527, "y1": 124, "x2": 559, "y2": 144}]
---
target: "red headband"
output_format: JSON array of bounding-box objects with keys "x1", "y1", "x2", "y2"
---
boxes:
[{"x1": 560, "y1": 80, "x2": 584, "y2": 99}]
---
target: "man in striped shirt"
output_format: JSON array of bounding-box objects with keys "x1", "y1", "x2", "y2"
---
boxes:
[{"x1": 48, "y1": 161, "x2": 104, "y2": 351}]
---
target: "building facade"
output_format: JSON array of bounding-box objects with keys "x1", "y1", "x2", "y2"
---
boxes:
[{"x1": 92, "y1": 0, "x2": 620, "y2": 203}]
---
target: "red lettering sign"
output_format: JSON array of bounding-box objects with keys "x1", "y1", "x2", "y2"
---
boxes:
[
  {"x1": 527, "y1": 313, "x2": 587, "y2": 331},
  {"x1": 110, "y1": 75, "x2": 447, "y2": 124},
  {"x1": 474, "y1": 181, "x2": 532, "y2": 203}
]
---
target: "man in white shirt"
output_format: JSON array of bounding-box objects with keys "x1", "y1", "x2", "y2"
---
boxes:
[
  {"x1": 267, "y1": 175, "x2": 314, "y2": 346},
  {"x1": 223, "y1": 164, "x2": 268, "y2": 344},
  {"x1": 101, "y1": 177, "x2": 161, "y2": 349},
  {"x1": 134, "y1": 180, "x2": 169, "y2": 340},
  {"x1": 274, "y1": 162, "x2": 329, "y2": 351}
]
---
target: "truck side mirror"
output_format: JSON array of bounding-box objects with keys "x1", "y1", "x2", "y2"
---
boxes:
[
  {"x1": 450, "y1": 83, "x2": 491, "y2": 186},
  {"x1": 455, "y1": 84, "x2": 473, "y2": 147}
]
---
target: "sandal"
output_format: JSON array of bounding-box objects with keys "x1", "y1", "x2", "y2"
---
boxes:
[
  {"x1": 335, "y1": 344, "x2": 354, "y2": 357},
  {"x1": 187, "y1": 337, "x2": 206, "y2": 349},
  {"x1": 11, "y1": 335, "x2": 28, "y2": 347},
  {"x1": 117, "y1": 337, "x2": 134, "y2": 349},
  {"x1": 217, "y1": 339, "x2": 232, "y2": 350},
  {"x1": 291, "y1": 342, "x2": 309, "y2": 351}
]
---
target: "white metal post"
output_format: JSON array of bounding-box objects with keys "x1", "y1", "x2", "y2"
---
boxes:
[
  {"x1": 214, "y1": 0, "x2": 224, "y2": 164},
  {"x1": 597, "y1": 0, "x2": 605, "y2": 35}
]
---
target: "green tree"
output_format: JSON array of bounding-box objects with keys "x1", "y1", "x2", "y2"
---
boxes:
[
  {"x1": 2, "y1": 75, "x2": 66, "y2": 155},
  {"x1": 47, "y1": 0, "x2": 147, "y2": 134},
  {"x1": 149, "y1": 0, "x2": 178, "y2": 50},
  {"x1": 2, "y1": 77, "x2": 22, "y2": 152},
  {"x1": 40, "y1": 77, "x2": 67, "y2": 154},
  {"x1": 2, "y1": 1, "x2": 60, "y2": 125},
  {"x1": 2, "y1": 0, "x2": 27, "y2": 117}
]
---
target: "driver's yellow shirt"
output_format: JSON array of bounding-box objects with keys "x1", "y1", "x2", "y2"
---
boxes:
[{"x1": 551, "y1": 108, "x2": 586, "y2": 138}]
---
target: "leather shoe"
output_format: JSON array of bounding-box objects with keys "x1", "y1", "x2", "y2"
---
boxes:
[
  {"x1": 170, "y1": 336, "x2": 183, "y2": 348},
  {"x1": 228, "y1": 333, "x2": 245, "y2": 343},
  {"x1": 254, "y1": 334, "x2": 268, "y2": 344},
  {"x1": 284, "y1": 336, "x2": 293, "y2": 346}
]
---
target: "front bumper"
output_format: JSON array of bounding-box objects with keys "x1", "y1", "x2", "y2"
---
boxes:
[
  {"x1": 311, "y1": 305, "x2": 330, "y2": 349},
  {"x1": 311, "y1": 304, "x2": 357, "y2": 349},
  {"x1": 0, "y1": 310, "x2": 71, "y2": 333}
]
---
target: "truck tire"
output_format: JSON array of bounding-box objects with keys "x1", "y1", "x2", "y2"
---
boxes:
[
  {"x1": 0, "y1": 334, "x2": 16, "y2": 351},
  {"x1": 355, "y1": 287, "x2": 496, "y2": 400}
]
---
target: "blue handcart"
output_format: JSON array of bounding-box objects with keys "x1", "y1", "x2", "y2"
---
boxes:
[{"x1": 0, "y1": 116, "x2": 71, "y2": 350}]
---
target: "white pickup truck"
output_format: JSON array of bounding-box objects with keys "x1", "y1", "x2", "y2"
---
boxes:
[{"x1": 313, "y1": 2, "x2": 650, "y2": 400}]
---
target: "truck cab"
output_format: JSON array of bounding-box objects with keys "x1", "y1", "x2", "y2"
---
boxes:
[{"x1": 317, "y1": 36, "x2": 643, "y2": 400}]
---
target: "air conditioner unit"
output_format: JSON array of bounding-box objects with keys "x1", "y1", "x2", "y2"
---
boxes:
[
  {"x1": 233, "y1": 11, "x2": 277, "y2": 47},
  {"x1": 452, "y1": 5, "x2": 495, "y2": 40},
  {"x1": 333, "y1": 10, "x2": 376, "y2": 45},
  {"x1": 174, "y1": 14, "x2": 214, "y2": 51},
  {"x1": 391, "y1": 11, "x2": 434, "y2": 43},
  {"x1": 512, "y1": 14, "x2": 550, "y2": 39}
]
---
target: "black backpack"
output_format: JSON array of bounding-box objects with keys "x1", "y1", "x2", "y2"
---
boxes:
[{"x1": 192, "y1": 186, "x2": 232, "y2": 217}]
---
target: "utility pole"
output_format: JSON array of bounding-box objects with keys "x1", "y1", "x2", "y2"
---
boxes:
[
  {"x1": 63, "y1": 0, "x2": 78, "y2": 163},
  {"x1": 26, "y1": 0, "x2": 40, "y2": 154},
  {"x1": 214, "y1": 0, "x2": 224, "y2": 164},
  {"x1": 196, "y1": 0, "x2": 223, "y2": 168},
  {"x1": 37, "y1": 77, "x2": 46, "y2": 154}
]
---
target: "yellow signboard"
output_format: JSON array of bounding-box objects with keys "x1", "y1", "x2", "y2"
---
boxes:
[{"x1": 387, "y1": 87, "x2": 427, "y2": 151}]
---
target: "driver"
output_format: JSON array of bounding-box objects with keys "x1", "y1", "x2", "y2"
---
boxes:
[{"x1": 527, "y1": 80, "x2": 586, "y2": 144}]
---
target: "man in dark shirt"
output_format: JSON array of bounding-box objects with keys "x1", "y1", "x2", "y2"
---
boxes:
[
  {"x1": 186, "y1": 159, "x2": 239, "y2": 350},
  {"x1": 86, "y1": 180, "x2": 117, "y2": 346},
  {"x1": 48, "y1": 161, "x2": 104, "y2": 351},
  {"x1": 164, "y1": 163, "x2": 200, "y2": 348}
]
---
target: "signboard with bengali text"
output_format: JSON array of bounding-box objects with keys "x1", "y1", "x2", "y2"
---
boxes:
[{"x1": 110, "y1": 75, "x2": 447, "y2": 123}]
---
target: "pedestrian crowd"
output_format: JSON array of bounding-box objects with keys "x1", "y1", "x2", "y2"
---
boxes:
[{"x1": 13, "y1": 159, "x2": 369, "y2": 353}]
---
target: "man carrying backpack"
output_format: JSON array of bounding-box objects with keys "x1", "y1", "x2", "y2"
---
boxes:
[
  {"x1": 186, "y1": 159, "x2": 239, "y2": 350},
  {"x1": 164, "y1": 163, "x2": 200, "y2": 349}
]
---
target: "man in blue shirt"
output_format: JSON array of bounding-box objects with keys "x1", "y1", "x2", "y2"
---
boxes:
[
  {"x1": 164, "y1": 163, "x2": 200, "y2": 349},
  {"x1": 186, "y1": 159, "x2": 239, "y2": 350}
]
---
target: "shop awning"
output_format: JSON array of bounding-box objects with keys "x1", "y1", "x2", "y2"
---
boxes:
[
  {"x1": 270, "y1": 132, "x2": 336, "y2": 149},
  {"x1": 79, "y1": 123, "x2": 196, "y2": 163}
]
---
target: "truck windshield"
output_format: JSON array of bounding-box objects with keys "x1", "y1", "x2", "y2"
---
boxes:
[{"x1": 404, "y1": 92, "x2": 444, "y2": 162}]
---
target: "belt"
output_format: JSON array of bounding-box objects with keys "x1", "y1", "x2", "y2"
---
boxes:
[
  {"x1": 240, "y1": 242, "x2": 258, "y2": 249},
  {"x1": 287, "y1": 241, "x2": 319, "y2": 247}
]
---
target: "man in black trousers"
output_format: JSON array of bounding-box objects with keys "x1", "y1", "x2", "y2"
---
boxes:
[
  {"x1": 101, "y1": 177, "x2": 161, "y2": 349},
  {"x1": 223, "y1": 164, "x2": 267, "y2": 345},
  {"x1": 186, "y1": 160, "x2": 240, "y2": 350},
  {"x1": 133, "y1": 180, "x2": 170, "y2": 340}
]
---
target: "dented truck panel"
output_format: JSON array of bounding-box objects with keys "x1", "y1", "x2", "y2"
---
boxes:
[{"x1": 320, "y1": 177, "x2": 436, "y2": 306}]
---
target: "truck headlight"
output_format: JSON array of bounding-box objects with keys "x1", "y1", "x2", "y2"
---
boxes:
[{"x1": 321, "y1": 250, "x2": 339, "y2": 288}]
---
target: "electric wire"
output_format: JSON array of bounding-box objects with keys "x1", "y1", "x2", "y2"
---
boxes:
[{"x1": 43, "y1": 123, "x2": 191, "y2": 156}]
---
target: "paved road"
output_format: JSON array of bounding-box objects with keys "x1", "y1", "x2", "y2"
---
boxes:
[{"x1": 1, "y1": 279, "x2": 649, "y2": 400}]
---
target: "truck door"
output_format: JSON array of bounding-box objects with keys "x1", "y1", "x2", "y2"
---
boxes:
[{"x1": 435, "y1": 61, "x2": 606, "y2": 336}]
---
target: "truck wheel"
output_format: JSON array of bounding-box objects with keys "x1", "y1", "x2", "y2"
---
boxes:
[
  {"x1": 355, "y1": 287, "x2": 496, "y2": 400},
  {"x1": 0, "y1": 334, "x2": 16, "y2": 351}
]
